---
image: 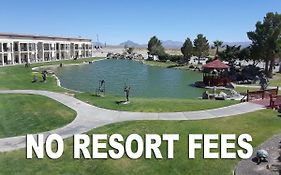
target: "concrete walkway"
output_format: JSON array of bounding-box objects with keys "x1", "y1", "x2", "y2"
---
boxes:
[
  {"x1": 235, "y1": 133, "x2": 281, "y2": 175},
  {"x1": 0, "y1": 90, "x2": 266, "y2": 152}
]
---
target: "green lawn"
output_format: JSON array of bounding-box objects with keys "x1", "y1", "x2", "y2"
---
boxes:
[
  {"x1": 144, "y1": 60, "x2": 178, "y2": 68},
  {"x1": 269, "y1": 73, "x2": 281, "y2": 87},
  {"x1": 0, "y1": 94, "x2": 76, "y2": 138},
  {"x1": 234, "y1": 72, "x2": 281, "y2": 94},
  {"x1": 0, "y1": 57, "x2": 103, "y2": 91},
  {"x1": 0, "y1": 65, "x2": 63, "y2": 91},
  {"x1": 31, "y1": 57, "x2": 104, "y2": 67},
  {"x1": 75, "y1": 93, "x2": 238, "y2": 112},
  {"x1": 234, "y1": 86, "x2": 260, "y2": 94},
  {"x1": 0, "y1": 110, "x2": 280, "y2": 175}
]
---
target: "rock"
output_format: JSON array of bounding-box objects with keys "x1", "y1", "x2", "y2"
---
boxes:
[
  {"x1": 257, "y1": 149, "x2": 269, "y2": 159},
  {"x1": 266, "y1": 164, "x2": 270, "y2": 169},
  {"x1": 202, "y1": 91, "x2": 209, "y2": 99}
]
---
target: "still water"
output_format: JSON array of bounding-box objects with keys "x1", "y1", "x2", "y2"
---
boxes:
[{"x1": 54, "y1": 59, "x2": 205, "y2": 99}]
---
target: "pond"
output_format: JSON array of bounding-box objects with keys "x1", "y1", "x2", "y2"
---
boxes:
[{"x1": 54, "y1": 59, "x2": 205, "y2": 99}]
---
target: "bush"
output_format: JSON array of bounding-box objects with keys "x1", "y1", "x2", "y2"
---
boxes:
[{"x1": 158, "y1": 54, "x2": 183, "y2": 62}]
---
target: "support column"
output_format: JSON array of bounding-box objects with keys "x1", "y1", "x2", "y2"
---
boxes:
[
  {"x1": 91, "y1": 44, "x2": 94, "y2": 57},
  {"x1": 59, "y1": 43, "x2": 61, "y2": 60},
  {"x1": 68, "y1": 44, "x2": 70, "y2": 59},
  {"x1": 7, "y1": 43, "x2": 11, "y2": 65},
  {"x1": 27, "y1": 43, "x2": 30, "y2": 63},
  {"x1": 42, "y1": 43, "x2": 45, "y2": 62},
  {"x1": 49, "y1": 43, "x2": 51, "y2": 61},
  {"x1": 67, "y1": 44, "x2": 70, "y2": 59},
  {"x1": 35, "y1": 42, "x2": 38, "y2": 62},
  {"x1": 51, "y1": 43, "x2": 54, "y2": 61},
  {"x1": 78, "y1": 44, "x2": 81, "y2": 58},
  {"x1": 1, "y1": 52, "x2": 4, "y2": 66},
  {"x1": 18, "y1": 43, "x2": 21, "y2": 64},
  {"x1": 11, "y1": 43, "x2": 15, "y2": 65},
  {"x1": 1, "y1": 43, "x2": 3, "y2": 66}
]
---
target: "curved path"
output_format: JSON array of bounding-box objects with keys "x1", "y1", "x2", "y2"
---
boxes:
[
  {"x1": 235, "y1": 133, "x2": 281, "y2": 175},
  {"x1": 0, "y1": 90, "x2": 265, "y2": 152}
]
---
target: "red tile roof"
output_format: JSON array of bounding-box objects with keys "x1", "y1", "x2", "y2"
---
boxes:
[{"x1": 202, "y1": 59, "x2": 229, "y2": 69}]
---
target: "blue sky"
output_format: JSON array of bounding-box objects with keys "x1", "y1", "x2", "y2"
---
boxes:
[{"x1": 1, "y1": 0, "x2": 281, "y2": 44}]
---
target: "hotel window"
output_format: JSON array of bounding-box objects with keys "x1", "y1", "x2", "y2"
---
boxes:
[
  {"x1": 60, "y1": 44, "x2": 64, "y2": 50},
  {"x1": 3, "y1": 43, "x2": 8, "y2": 52},
  {"x1": 14, "y1": 43, "x2": 19, "y2": 51},
  {"x1": 44, "y1": 44, "x2": 49, "y2": 51}
]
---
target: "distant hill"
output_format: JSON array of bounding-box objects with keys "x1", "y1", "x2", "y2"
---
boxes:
[
  {"x1": 222, "y1": 42, "x2": 251, "y2": 48},
  {"x1": 116, "y1": 40, "x2": 251, "y2": 49},
  {"x1": 119, "y1": 40, "x2": 145, "y2": 48},
  {"x1": 161, "y1": 40, "x2": 183, "y2": 49},
  {"x1": 118, "y1": 40, "x2": 184, "y2": 49}
]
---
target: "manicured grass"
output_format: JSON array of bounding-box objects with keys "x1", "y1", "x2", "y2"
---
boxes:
[
  {"x1": 234, "y1": 73, "x2": 281, "y2": 94},
  {"x1": 0, "y1": 110, "x2": 280, "y2": 175},
  {"x1": 0, "y1": 57, "x2": 102, "y2": 91},
  {"x1": 75, "y1": 93, "x2": 238, "y2": 112},
  {"x1": 144, "y1": 60, "x2": 178, "y2": 68},
  {"x1": 31, "y1": 57, "x2": 104, "y2": 67},
  {"x1": 234, "y1": 86, "x2": 260, "y2": 94},
  {"x1": 0, "y1": 94, "x2": 76, "y2": 138},
  {"x1": 0, "y1": 65, "x2": 63, "y2": 91},
  {"x1": 269, "y1": 73, "x2": 281, "y2": 87}
]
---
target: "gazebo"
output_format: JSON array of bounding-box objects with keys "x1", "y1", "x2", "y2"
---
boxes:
[{"x1": 202, "y1": 59, "x2": 230, "y2": 86}]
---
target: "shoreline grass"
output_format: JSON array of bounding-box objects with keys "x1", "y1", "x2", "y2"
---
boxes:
[
  {"x1": 269, "y1": 72, "x2": 281, "y2": 87},
  {"x1": 143, "y1": 60, "x2": 179, "y2": 68},
  {"x1": 75, "y1": 93, "x2": 238, "y2": 112},
  {"x1": 0, "y1": 57, "x2": 103, "y2": 92}
]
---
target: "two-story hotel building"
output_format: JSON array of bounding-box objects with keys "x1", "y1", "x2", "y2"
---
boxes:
[{"x1": 0, "y1": 33, "x2": 93, "y2": 66}]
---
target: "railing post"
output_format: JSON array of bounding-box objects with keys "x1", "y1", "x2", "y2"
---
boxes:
[{"x1": 246, "y1": 90, "x2": 249, "y2": 102}]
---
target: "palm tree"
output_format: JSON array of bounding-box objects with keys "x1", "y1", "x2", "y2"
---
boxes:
[{"x1": 213, "y1": 40, "x2": 224, "y2": 56}]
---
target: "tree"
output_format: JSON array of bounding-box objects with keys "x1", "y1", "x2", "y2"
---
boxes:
[
  {"x1": 147, "y1": 36, "x2": 165, "y2": 56},
  {"x1": 213, "y1": 40, "x2": 224, "y2": 55},
  {"x1": 238, "y1": 47, "x2": 251, "y2": 62},
  {"x1": 193, "y1": 34, "x2": 209, "y2": 64},
  {"x1": 219, "y1": 45, "x2": 241, "y2": 65},
  {"x1": 181, "y1": 38, "x2": 193, "y2": 63},
  {"x1": 248, "y1": 45, "x2": 263, "y2": 66},
  {"x1": 247, "y1": 12, "x2": 281, "y2": 77},
  {"x1": 278, "y1": 39, "x2": 281, "y2": 72}
]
